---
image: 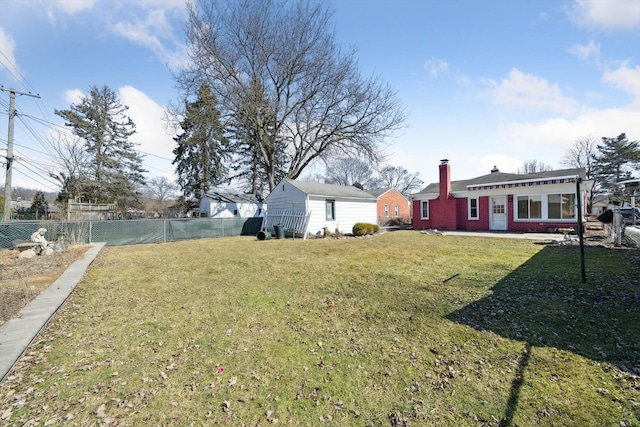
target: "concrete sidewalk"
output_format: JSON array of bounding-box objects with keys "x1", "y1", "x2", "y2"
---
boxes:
[
  {"x1": 0, "y1": 242, "x2": 105, "y2": 383},
  {"x1": 439, "y1": 230, "x2": 560, "y2": 241}
]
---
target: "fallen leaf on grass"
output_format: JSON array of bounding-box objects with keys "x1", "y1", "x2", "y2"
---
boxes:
[
  {"x1": 95, "y1": 403, "x2": 106, "y2": 418},
  {"x1": 1, "y1": 408, "x2": 12, "y2": 420}
]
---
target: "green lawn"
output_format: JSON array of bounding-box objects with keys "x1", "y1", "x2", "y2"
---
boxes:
[{"x1": 0, "y1": 232, "x2": 638, "y2": 426}]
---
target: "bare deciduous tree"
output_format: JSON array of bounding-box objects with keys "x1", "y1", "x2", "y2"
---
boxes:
[
  {"x1": 177, "y1": 0, "x2": 406, "y2": 191},
  {"x1": 324, "y1": 157, "x2": 376, "y2": 189},
  {"x1": 561, "y1": 135, "x2": 598, "y2": 178},
  {"x1": 373, "y1": 165, "x2": 424, "y2": 195},
  {"x1": 48, "y1": 131, "x2": 91, "y2": 206},
  {"x1": 562, "y1": 135, "x2": 601, "y2": 212},
  {"x1": 517, "y1": 159, "x2": 554, "y2": 174},
  {"x1": 141, "y1": 176, "x2": 178, "y2": 217},
  {"x1": 145, "y1": 176, "x2": 178, "y2": 204}
]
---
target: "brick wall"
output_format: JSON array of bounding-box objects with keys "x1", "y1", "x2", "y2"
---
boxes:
[
  {"x1": 376, "y1": 190, "x2": 411, "y2": 224},
  {"x1": 413, "y1": 195, "x2": 579, "y2": 233},
  {"x1": 412, "y1": 197, "x2": 459, "y2": 230}
]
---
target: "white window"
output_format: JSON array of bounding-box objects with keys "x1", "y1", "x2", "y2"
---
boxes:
[
  {"x1": 517, "y1": 195, "x2": 542, "y2": 219},
  {"x1": 421, "y1": 200, "x2": 429, "y2": 219},
  {"x1": 326, "y1": 199, "x2": 335, "y2": 220},
  {"x1": 384, "y1": 204, "x2": 390, "y2": 217},
  {"x1": 394, "y1": 204, "x2": 399, "y2": 217},
  {"x1": 548, "y1": 193, "x2": 575, "y2": 219},
  {"x1": 468, "y1": 197, "x2": 478, "y2": 220}
]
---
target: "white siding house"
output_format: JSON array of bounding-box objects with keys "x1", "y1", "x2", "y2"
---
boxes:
[
  {"x1": 264, "y1": 179, "x2": 377, "y2": 237},
  {"x1": 199, "y1": 192, "x2": 265, "y2": 218}
]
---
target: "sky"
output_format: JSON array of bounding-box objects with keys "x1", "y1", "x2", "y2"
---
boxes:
[{"x1": 0, "y1": 0, "x2": 639, "y2": 195}]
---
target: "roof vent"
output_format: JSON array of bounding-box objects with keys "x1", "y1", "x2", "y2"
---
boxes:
[
  {"x1": 491, "y1": 165, "x2": 499, "y2": 173},
  {"x1": 440, "y1": 159, "x2": 449, "y2": 165}
]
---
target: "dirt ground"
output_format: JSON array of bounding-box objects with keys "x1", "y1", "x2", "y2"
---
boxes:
[{"x1": 0, "y1": 245, "x2": 90, "y2": 326}]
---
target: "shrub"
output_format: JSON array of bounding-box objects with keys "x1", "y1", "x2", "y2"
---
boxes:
[{"x1": 352, "y1": 222, "x2": 379, "y2": 236}]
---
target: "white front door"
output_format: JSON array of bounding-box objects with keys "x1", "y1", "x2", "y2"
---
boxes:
[{"x1": 490, "y1": 196, "x2": 507, "y2": 230}]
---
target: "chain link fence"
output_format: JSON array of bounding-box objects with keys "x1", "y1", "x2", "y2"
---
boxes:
[
  {"x1": 0, "y1": 217, "x2": 263, "y2": 249},
  {"x1": 603, "y1": 212, "x2": 640, "y2": 248}
]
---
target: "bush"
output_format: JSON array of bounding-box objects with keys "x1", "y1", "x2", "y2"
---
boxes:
[{"x1": 352, "y1": 222, "x2": 379, "y2": 236}]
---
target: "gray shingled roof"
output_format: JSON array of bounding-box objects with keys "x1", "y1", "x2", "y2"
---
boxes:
[
  {"x1": 414, "y1": 168, "x2": 586, "y2": 196},
  {"x1": 286, "y1": 179, "x2": 377, "y2": 200},
  {"x1": 367, "y1": 188, "x2": 391, "y2": 198}
]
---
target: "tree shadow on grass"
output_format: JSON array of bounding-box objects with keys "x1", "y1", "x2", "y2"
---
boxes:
[
  {"x1": 446, "y1": 244, "x2": 639, "y2": 425},
  {"x1": 447, "y1": 245, "x2": 640, "y2": 374}
]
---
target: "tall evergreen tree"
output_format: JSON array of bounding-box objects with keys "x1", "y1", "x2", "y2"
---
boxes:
[
  {"x1": 30, "y1": 191, "x2": 49, "y2": 218},
  {"x1": 172, "y1": 83, "x2": 228, "y2": 200},
  {"x1": 593, "y1": 133, "x2": 640, "y2": 201},
  {"x1": 54, "y1": 85, "x2": 146, "y2": 210},
  {"x1": 228, "y1": 75, "x2": 286, "y2": 195}
]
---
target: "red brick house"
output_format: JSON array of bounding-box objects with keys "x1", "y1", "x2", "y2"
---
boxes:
[
  {"x1": 412, "y1": 160, "x2": 590, "y2": 232},
  {"x1": 368, "y1": 188, "x2": 411, "y2": 225}
]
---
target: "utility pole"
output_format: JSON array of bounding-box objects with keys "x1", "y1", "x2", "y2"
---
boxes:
[{"x1": 1, "y1": 87, "x2": 40, "y2": 222}]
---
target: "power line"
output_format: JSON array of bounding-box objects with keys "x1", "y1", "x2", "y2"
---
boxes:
[
  {"x1": 3, "y1": 104, "x2": 178, "y2": 189},
  {"x1": 13, "y1": 159, "x2": 58, "y2": 191},
  {"x1": 1, "y1": 87, "x2": 41, "y2": 220},
  {"x1": 12, "y1": 141, "x2": 55, "y2": 157},
  {"x1": 0, "y1": 53, "x2": 27, "y2": 87},
  {"x1": 15, "y1": 115, "x2": 57, "y2": 156},
  {"x1": 0, "y1": 50, "x2": 42, "y2": 97},
  {"x1": 18, "y1": 113, "x2": 69, "y2": 131}
]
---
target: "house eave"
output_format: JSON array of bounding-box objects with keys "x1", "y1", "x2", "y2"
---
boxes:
[
  {"x1": 466, "y1": 174, "x2": 580, "y2": 190},
  {"x1": 306, "y1": 193, "x2": 377, "y2": 201}
]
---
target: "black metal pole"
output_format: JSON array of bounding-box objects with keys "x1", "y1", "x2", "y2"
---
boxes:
[{"x1": 577, "y1": 178, "x2": 586, "y2": 283}]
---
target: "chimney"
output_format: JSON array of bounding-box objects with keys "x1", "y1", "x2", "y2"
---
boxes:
[
  {"x1": 439, "y1": 159, "x2": 451, "y2": 199},
  {"x1": 491, "y1": 165, "x2": 499, "y2": 173}
]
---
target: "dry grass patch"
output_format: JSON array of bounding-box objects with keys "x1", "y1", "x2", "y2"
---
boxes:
[
  {"x1": 0, "y1": 245, "x2": 90, "y2": 325},
  {"x1": 0, "y1": 232, "x2": 638, "y2": 426}
]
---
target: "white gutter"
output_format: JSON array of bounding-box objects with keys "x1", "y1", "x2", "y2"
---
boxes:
[{"x1": 466, "y1": 174, "x2": 579, "y2": 190}]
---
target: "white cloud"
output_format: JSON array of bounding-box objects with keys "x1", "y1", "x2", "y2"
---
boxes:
[
  {"x1": 0, "y1": 27, "x2": 22, "y2": 82},
  {"x1": 110, "y1": 8, "x2": 188, "y2": 69},
  {"x1": 118, "y1": 85, "x2": 176, "y2": 177},
  {"x1": 42, "y1": 0, "x2": 95, "y2": 22},
  {"x1": 136, "y1": 0, "x2": 186, "y2": 7},
  {"x1": 423, "y1": 57, "x2": 449, "y2": 78},
  {"x1": 62, "y1": 88, "x2": 84, "y2": 105},
  {"x1": 569, "y1": 0, "x2": 640, "y2": 30},
  {"x1": 568, "y1": 39, "x2": 600, "y2": 61},
  {"x1": 498, "y1": 107, "x2": 640, "y2": 167},
  {"x1": 486, "y1": 68, "x2": 579, "y2": 115},
  {"x1": 35, "y1": 0, "x2": 188, "y2": 68},
  {"x1": 603, "y1": 62, "x2": 640, "y2": 108},
  {"x1": 53, "y1": 0, "x2": 95, "y2": 14}
]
